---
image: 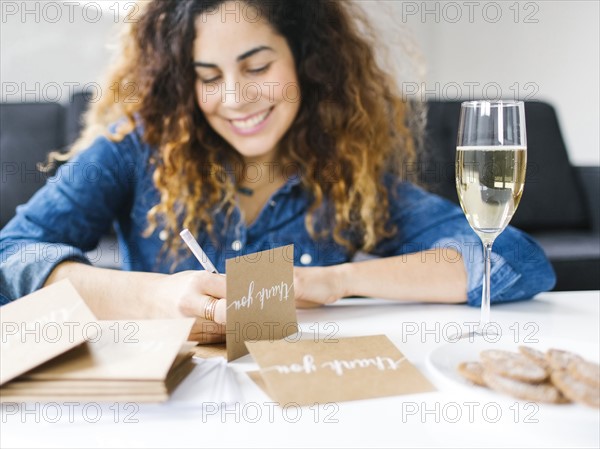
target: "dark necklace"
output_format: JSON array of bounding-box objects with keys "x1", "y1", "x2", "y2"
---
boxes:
[{"x1": 236, "y1": 185, "x2": 254, "y2": 196}]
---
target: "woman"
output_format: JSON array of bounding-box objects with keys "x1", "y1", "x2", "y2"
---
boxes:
[{"x1": 0, "y1": 0, "x2": 555, "y2": 341}]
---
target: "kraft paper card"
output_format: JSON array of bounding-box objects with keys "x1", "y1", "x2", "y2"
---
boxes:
[
  {"x1": 246, "y1": 369, "x2": 274, "y2": 396},
  {"x1": 0, "y1": 279, "x2": 98, "y2": 385},
  {"x1": 192, "y1": 342, "x2": 227, "y2": 359},
  {"x1": 226, "y1": 244, "x2": 298, "y2": 361},
  {"x1": 245, "y1": 335, "x2": 436, "y2": 405},
  {"x1": 1, "y1": 320, "x2": 195, "y2": 403}
]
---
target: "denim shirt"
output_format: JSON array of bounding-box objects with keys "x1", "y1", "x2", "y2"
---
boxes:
[{"x1": 0, "y1": 127, "x2": 556, "y2": 306}]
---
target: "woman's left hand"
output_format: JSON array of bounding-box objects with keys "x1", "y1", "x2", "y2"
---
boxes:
[{"x1": 293, "y1": 265, "x2": 347, "y2": 308}]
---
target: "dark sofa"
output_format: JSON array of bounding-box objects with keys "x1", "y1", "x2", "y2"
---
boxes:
[{"x1": 1, "y1": 95, "x2": 599, "y2": 290}]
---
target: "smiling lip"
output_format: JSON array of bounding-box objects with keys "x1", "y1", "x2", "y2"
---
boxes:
[{"x1": 228, "y1": 107, "x2": 274, "y2": 136}]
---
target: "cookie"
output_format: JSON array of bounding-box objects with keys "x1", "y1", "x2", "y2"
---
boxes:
[
  {"x1": 551, "y1": 370, "x2": 600, "y2": 408},
  {"x1": 519, "y1": 346, "x2": 550, "y2": 370},
  {"x1": 482, "y1": 371, "x2": 567, "y2": 404},
  {"x1": 480, "y1": 349, "x2": 518, "y2": 362},
  {"x1": 567, "y1": 360, "x2": 600, "y2": 389},
  {"x1": 546, "y1": 348, "x2": 583, "y2": 371},
  {"x1": 481, "y1": 349, "x2": 548, "y2": 383},
  {"x1": 457, "y1": 361, "x2": 486, "y2": 386}
]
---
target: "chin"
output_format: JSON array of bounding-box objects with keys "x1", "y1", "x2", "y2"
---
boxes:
[
  {"x1": 226, "y1": 132, "x2": 281, "y2": 161},
  {"x1": 232, "y1": 145, "x2": 277, "y2": 161}
]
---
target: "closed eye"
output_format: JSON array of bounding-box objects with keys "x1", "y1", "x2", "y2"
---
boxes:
[
  {"x1": 248, "y1": 64, "x2": 271, "y2": 75},
  {"x1": 197, "y1": 63, "x2": 271, "y2": 83},
  {"x1": 199, "y1": 75, "x2": 221, "y2": 84}
]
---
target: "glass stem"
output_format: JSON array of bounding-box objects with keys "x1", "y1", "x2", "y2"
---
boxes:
[{"x1": 480, "y1": 241, "x2": 494, "y2": 329}]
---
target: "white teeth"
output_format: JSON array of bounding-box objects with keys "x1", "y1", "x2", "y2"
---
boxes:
[{"x1": 231, "y1": 109, "x2": 270, "y2": 129}]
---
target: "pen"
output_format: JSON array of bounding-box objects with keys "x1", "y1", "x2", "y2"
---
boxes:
[{"x1": 179, "y1": 228, "x2": 219, "y2": 274}]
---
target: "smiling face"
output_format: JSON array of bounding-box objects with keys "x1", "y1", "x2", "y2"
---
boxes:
[{"x1": 193, "y1": 2, "x2": 301, "y2": 164}]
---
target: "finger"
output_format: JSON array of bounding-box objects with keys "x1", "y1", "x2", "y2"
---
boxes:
[
  {"x1": 189, "y1": 318, "x2": 225, "y2": 343},
  {"x1": 214, "y1": 299, "x2": 226, "y2": 325},
  {"x1": 295, "y1": 299, "x2": 324, "y2": 309},
  {"x1": 184, "y1": 294, "x2": 218, "y2": 320},
  {"x1": 189, "y1": 331, "x2": 226, "y2": 344},
  {"x1": 201, "y1": 272, "x2": 226, "y2": 299}
]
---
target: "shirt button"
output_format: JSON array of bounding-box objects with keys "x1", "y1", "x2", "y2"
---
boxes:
[
  {"x1": 232, "y1": 240, "x2": 243, "y2": 251},
  {"x1": 300, "y1": 253, "x2": 312, "y2": 265},
  {"x1": 159, "y1": 230, "x2": 168, "y2": 241},
  {"x1": 270, "y1": 200, "x2": 276, "y2": 207}
]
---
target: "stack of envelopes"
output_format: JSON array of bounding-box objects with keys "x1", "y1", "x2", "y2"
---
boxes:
[{"x1": 0, "y1": 280, "x2": 195, "y2": 403}]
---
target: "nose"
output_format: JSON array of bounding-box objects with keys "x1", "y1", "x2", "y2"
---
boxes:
[
  {"x1": 221, "y1": 73, "x2": 245, "y2": 110},
  {"x1": 221, "y1": 74, "x2": 260, "y2": 111}
]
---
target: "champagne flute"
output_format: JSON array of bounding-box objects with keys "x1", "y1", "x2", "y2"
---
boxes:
[{"x1": 455, "y1": 101, "x2": 527, "y2": 337}]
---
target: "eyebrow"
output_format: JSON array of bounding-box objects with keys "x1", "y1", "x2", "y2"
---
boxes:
[{"x1": 193, "y1": 45, "x2": 275, "y2": 68}]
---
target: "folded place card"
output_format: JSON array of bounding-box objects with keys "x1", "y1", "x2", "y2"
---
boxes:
[
  {"x1": 245, "y1": 335, "x2": 436, "y2": 405},
  {"x1": 0, "y1": 279, "x2": 98, "y2": 385},
  {"x1": 225, "y1": 244, "x2": 298, "y2": 361}
]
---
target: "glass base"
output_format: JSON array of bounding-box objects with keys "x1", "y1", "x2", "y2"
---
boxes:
[{"x1": 449, "y1": 324, "x2": 501, "y2": 343}]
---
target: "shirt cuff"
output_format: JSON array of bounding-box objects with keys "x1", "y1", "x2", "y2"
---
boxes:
[
  {"x1": 0, "y1": 242, "x2": 91, "y2": 303},
  {"x1": 432, "y1": 238, "x2": 522, "y2": 306},
  {"x1": 466, "y1": 256, "x2": 521, "y2": 306}
]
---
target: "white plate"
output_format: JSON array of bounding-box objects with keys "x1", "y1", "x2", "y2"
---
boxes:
[{"x1": 427, "y1": 336, "x2": 599, "y2": 392}]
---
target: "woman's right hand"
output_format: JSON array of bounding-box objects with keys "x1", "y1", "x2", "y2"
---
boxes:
[{"x1": 147, "y1": 270, "x2": 227, "y2": 343}]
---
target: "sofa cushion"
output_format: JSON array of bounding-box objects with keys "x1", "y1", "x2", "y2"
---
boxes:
[
  {"x1": 65, "y1": 91, "x2": 91, "y2": 145},
  {"x1": 576, "y1": 166, "x2": 600, "y2": 233},
  {"x1": 532, "y1": 231, "x2": 600, "y2": 260},
  {"x1": 1, "y1": 103, "x2": 65, "y2": 228},
  {"x1": 422, "y1": 101, "x2": 590, "y2": 232}
]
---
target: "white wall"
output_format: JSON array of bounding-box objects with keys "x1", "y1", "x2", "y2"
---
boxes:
[
  {"x1": 2, "y1": 0, "x2": 598, "y2": 164},
  {"x1": 366, "y1": 0, "x2": 600, "y2": 165},
  {"x1": 1, "y1": 1, "x2": 117, "y2": 103}
]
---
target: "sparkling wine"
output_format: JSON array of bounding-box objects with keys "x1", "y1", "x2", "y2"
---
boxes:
[{"x1": 456, "y1": 146, "x2": 526, "y2": 243}]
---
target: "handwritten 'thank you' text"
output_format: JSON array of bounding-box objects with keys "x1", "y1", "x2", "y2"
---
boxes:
[
  {"x1": 268, "y1": 354, "x2": 407, "y2": 376},
  {"x1": 228, "y1": 280, "x2": 293, "y2": 311}
]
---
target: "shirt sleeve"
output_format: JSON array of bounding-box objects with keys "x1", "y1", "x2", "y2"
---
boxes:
[
  {"x1": 371, "y1": 181, "x2": 556, "y2": 306},
  {"x1": 0, "y1": 130, "x2": 143, "y2": 304}
]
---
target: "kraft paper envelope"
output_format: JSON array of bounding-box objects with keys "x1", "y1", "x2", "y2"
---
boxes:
[
  {"x1": 225, "y1": 244, "x2": 298, "y2": 361},
  {"x1": 20, "y1": 319, "x2": 194, "y2": 381},
  {"x1": 0, "y1": 279, "x2": 98, "y2": 385},
  {"x1": 246, "y1": 335, "x2": 436, "y2": 405},
  {"x1": 1, "y1": 320, "x2": 196, "y2": 403}
]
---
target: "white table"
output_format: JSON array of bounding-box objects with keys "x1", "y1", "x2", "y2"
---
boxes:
[{"x1": 2, "y1": 291, "x2": 599, "y2": 448}]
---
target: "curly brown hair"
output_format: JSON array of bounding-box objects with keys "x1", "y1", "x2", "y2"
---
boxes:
[{"x1": 65, "y1": 0, "x2": 421, "y2": 259}]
